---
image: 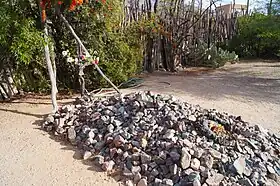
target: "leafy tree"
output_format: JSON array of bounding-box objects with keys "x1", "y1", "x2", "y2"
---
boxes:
[{"x1": 226, "y1": 13, "x2": 280, "y2": 58}]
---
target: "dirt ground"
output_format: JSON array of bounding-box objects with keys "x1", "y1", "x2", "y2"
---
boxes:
[{"x1": 0, "y1": 61, "x2": 280, "y2": 186}]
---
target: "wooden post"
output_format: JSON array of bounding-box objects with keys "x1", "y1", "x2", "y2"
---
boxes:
[{"x1": 38, "y1": 0, "x2": 58, "y2": 113}]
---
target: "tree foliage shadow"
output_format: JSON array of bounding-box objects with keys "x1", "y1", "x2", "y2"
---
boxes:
[{"x1": 0, "y1": 108, "x2": 46, "y2": 118}]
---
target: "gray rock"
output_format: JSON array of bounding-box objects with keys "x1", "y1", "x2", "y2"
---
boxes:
[
  {"x1": 170, "y1": 164, "x2": 178, "y2": 176},
  {"x1": 259, "y1": 152, "x2": 268, "y2": 162},
  {"x1": 273, "y1": 133, "x2": 280, "y2": 140},
  {"x1": 238, "y1": 178, "x2": 254, "y2": 186},
  {"x1": 194, "y1": 148, "x2": 204, "y2": 159},
  {"x1": 137, "y1": 178, "x2": 148, "y2": 186},
  {"x1": 132, "y1": 140, "x2": 140, "y2": 148},
  {"x1": 67, "y1": 127, "x2": 76, "y2": 142},
  {"x1": 191, "y1": 158, "x2": 200, "y2": 171},
  {"x1": 125, "y1": 180, "x2": 134, "y2": 186},
  {"x1": 235, "y1": 142, "x2": 243, "y2": 153},
  {"x1": 246, "y1": 139, "x2": 258, "y2": 150},
  {"x1": 193, "y1": 179, "x2": 201, "y2": 186},
  {"x1": 107, "y1": 124, "x2": 114, "y2": 133},
  {"x1": 188, "y1": 172, "x2": 201, "y2": 182},
  {"x1": 83, "y1": 151, "x2": 92, "y2": 160},
  {"x1": 169, "y1": 151, "x2": 180, "y2": 161},
  {"x1": 221, "y1": 154, "x2": 229, "y2": 163},
  {"x1": 208, "y1": 149, "x2": 221, "y2": 159},
  {"x1": 244, "y1": 166, "x2": 252, "y2": 177},
  {"x1": 233, "y1": 156, "x2": 246, "y2": 175},
  {"x1": 162, "y1": 178, "x2": 173, "y2": 186},
  {"x1": 123, "y1": 167, "x2": 133, "y2": 177},
  {"x1": 181, "y1": 148, "x2": 191, "y2": 169},
  {"x1": 88, "y1": 130, "x2": 95, "y2": 139},
  {"x1": 131, "y1": 166, "x2": 141, "y2": 174},
  {"x1": 275, "y1": 166, "x2": 280, "y2": 176},
  {"x1": 134, "y1": 172, "x2": 142, "y2": 183},
  {"x1": 131, "y1": 153, "x2": 140, "y2": 161},
  {"x1": 163, "y1": 129, "x2": 176, "y2": 139},
  {"x1": 201, "y1": 169, "x2": 211, "y2": 178},
  {"x1": 141, "y1": 153, "x2": 151, "y2": 164},
  {"x1": 244, "y1": 146, "x2": 254, "y2": 156},
  {"x1": 94, "y1": 141, "x2": 105, "y2": 151},
  {"x1": 113, "y1": 135, "x2": 126, "y2": 147},
  {"x1": 189, "y1": 115, "x2": 196, "y2": 122},
  {"x1": 154, "y1": 178, "x2": 163, "y2": 185},
  {"x1": 81, "y1": 125, "x2": 90, "y2": 134},
  {"x1": 93, "y1": 155, "x2": 104, "y2": 165},
  {"x1": 56, "y1": 127, "x2": 65, "y2": 134},
  {"x1": 182, "y1": 139, "x2": 194, "y2": 148},
  {"x1": 149, "y1": 162, "x2": 158, "y2": 169},
  {"x1": 160, "y1": 165, "x2": 169, "y2": 175},
  {"x1": 45, "y1": 115, "x2": 54, "y2": 123},
  {"x1": 201, "y1": 154, "x2": 214, "y2": 169},
  {"x1": 255, "y1": 125, "x2": 268, "y2": 135},
  {"x1": 267, "y1": 166, "x2": 276, "y2": 174},
  {"x1": 151, "y1": 168, "x2": 159, "y2": 176},
  {"x1": 141, "y1": 164, "x2": 148, "y2": 173},
  {"x1": 101, "y1": 160, "x2": 115, "y2": 171},
  {"x1": 206, "y1": 173, "x2": 224, "y2": 186},
  {"x1": 266, "y1": 179, "x2": 279, "y2": 186}
]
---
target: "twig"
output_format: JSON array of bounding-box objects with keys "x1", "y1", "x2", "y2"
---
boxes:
[{"x1": 59, "y1": 14, "x2": 121, "y2": 95}]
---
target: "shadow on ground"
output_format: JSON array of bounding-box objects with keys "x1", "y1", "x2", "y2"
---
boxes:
[{"x1": 0, "y1": 108, "x2": 46, "y2": 118}]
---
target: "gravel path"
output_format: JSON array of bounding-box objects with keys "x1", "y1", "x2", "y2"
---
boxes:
[{"x1": 0, "y1": 61, "x2": 279, "y2": 185}]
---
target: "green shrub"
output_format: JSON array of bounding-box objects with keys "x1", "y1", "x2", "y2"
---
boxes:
[
  {"x1": 54, "y1": 0, "x2": 142, "y2": 89},
  {"x1": 226, "y1": 14, "x2": 280, "y2": 58}
]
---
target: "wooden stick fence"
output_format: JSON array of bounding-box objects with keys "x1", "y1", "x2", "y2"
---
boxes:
[{"x1": 123, "y1": 0, "x2": 246, "y2": 72}]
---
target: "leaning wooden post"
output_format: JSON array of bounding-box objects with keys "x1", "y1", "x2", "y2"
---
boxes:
[
  {"x1": 59, "y1": 14, "x2": 121, "y2": 95},
  {"x1": 38, "y1": 0, "x2": 58, "y2": 113}
]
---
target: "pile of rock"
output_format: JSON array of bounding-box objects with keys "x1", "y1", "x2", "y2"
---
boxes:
[{"x1": 43, "y1": 91, "x2": 280, "y2": 186}]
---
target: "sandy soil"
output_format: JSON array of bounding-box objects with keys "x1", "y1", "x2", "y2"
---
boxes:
[
  {"x1": 0, "y1": 61, "x2": 280, "y2": 186},
  {"x1": 0, "y1": 98, "x2": 121, "y2": 186}
]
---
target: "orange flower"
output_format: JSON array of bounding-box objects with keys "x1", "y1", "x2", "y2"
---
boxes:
[
  {"x1": 76, "y1": 0, "x2": 83, "y2": 5},
  {"x1": 68, "y1": 4, "x2": 75, "y2": 11},
  {"x1": 41, "y1": 9, "x2": 46, "y2": 22},
  {"x1": 68, "y1": 0, "x2": 76, "y2": 11}
]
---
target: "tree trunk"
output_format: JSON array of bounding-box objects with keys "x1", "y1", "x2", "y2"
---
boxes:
[
  {"x1": 246, "y1": 0, "x2": 250, "y2": 15},
  {"x1": 146, "y1": 36, "x2": 154, "y2": 72},
  {"x1": 38, "y1": 0, "x2": 58, "y2": 113},
  {"x1": 268, "y1": 0, "x2": 273, "y2": 15},
  {"x1": 161, "y1": 36, "x2": 168, "y2": 71},
  {"x1": 44, "y1": 26, "x2": 58, "y2": 113}
]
